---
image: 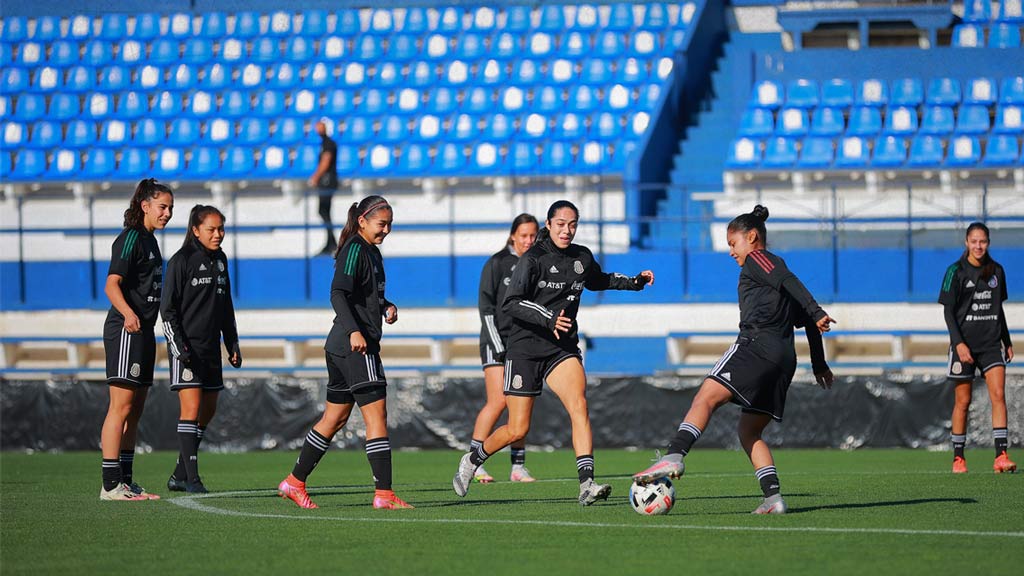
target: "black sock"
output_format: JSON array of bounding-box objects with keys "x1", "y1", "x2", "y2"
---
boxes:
[
  {"x1": 469, "y1": 442, "x2": 490, "y2": 466},
  {"x1": 511, "y1": 447, "x2": 526, "y2": 466},
  {"x1": 291, "y1": 429, "x2": 331, "y2": 482},
  {"x1": 365, "y1": 437, "x2": 392, "y2": 490},
  {"x1": 667, "y1": 421, "x2": 702, "y2": 456},
  {"x1": 755, "y1": 465, "x2": 780, "y2": 498},
  {"x1": 174, "y1": 425, "x2": 206, "y2": 481},
  {"x1": 177, "y1": 420, "x2": 200, "y2": 483},
  {"x1": 119, "y1": 450, "x2": 134, "y2": 486},
  {"x1": 994, "y1": 428, "x2": 1008, "y2": 456},
  {"x1": 952, "y1": 432, "x2": 966, "y2": 460},
  {"x1": 102, "y1": 458, "x2": 122, "y2": 491},
  {"x1": 470, "y1": 438, "x2": 484, "y2": 454},
  {"x1": 576, "y1": 454, "x2": 595, "y2": 483}
]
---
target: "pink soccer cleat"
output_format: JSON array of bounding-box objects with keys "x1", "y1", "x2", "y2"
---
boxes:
[
  {"x1": 474, "y1": 464, "x2": 494, "y2": 483},
  {"x1": 509, "y1": 465, "x2": 536, "y2": 482},
  {"x1": 952, "y1": 456, "x2": 968, "y2": 474},
  {"x1": 632, "y1": 455, "x2": 685, "y2": 485},
  {"x1": 993, "y1": 452, "x2": 1017, "y2": 474},
  {"x1": 278, "y1": 476, "x2": 318, "y2": 509},
  {"x1": 372, "y1": 490, "x2": 414, "y2": 509}
]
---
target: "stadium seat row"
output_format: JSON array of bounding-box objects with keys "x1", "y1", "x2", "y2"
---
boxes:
[
  {"x1": 961, "y1": 0, "x2": 1024, "y2": 24},
  {"x1": 726, "y1": 134, "x2": 1023, "y2": 170},
  {"x1": 750, "y1": 77, "x2": 1024, "y2": 110},
  {"x1": 952, "y1": 22, "x2": 1022, "y2": 47},
  {"x1": 0, "y1": 3, "x2": 697, "y2": 43}
]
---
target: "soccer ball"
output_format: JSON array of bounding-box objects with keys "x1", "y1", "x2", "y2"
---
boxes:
[{"x1": 629, "y1": 478, "x2": 675, "y2": 515}]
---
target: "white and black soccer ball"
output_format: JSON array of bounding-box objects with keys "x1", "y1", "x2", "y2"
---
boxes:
[{"x1": 629, "y1": 478, "x2": 675, "y2": 516}]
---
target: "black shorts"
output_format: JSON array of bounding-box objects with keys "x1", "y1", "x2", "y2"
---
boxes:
[
  {"x1": 326, "y1": 350, "x2": 387, "y2": 404},
  {"x1": 169, "y1": 352, "x2": 224, "y2": 392},
  {"x1": 480, "y1": 342, "x2": 505, "y2": 369},
  {"x1": 503, "y1": 350, "x2": 582, "y2": 397},
  {"x1": 948, "y1": 344, "x2": 1008, "y2": 380},
  {"x1": 103, "y1": 318, "x2": 155, "y2": 387},
  {"x1": 706, "y1": 339, "x2": 796, "y2": 422}
]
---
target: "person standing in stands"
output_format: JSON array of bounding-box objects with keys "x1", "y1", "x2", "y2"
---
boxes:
[
  {"x1": 308, "y1": 119, "x2": 339, "y2": 255},
  {"x1": 99, "y1": 178, "x2": 174, "y2": 500},
  {"x1": 162, "y1": 205, "x2": 242, "y2": 494},
  {"x1": 468, "y1": 214, "x2": 539, "y2": 484},
  {"x1": 632, "y1": 205, "x2": 835, "y2": 515},
  {"x1": 278, "y1": 195, "x2": 413, "y2": 510},
  {"x1": 940, "y1": 222, "x2": 1015, "y2": 474}
]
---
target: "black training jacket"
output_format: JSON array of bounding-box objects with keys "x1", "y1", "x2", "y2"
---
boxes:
[
  {"x1": 479, "y1": 246, "x2": 520, "y2": 354},
  {"x1": 107, "y1": 226, "x2": 163, "y2": 326},
  {"x1": 325, "y1": 234, "x2": 393, "y2": 356},
  {"x1": 938, "y1": 255, "x2": 1011, "y2": 350}
]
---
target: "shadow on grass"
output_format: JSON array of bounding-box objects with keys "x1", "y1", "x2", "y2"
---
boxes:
[{"x1": 787, "y1": 497, "x2": 978, "y2": 514}]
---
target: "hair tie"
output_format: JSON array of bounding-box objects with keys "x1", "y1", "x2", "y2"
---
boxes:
[{"x1": 360, "y1": 201, "x2": 389, "y2": 218}]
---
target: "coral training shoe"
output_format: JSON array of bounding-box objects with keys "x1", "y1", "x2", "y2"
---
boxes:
[
  {"x1": 474, "y1": 464, "x2": 494, "y2": 483},
  {"x1": 752, "y1": 494, "x2": 788, "y2": 515},
  {"x1": 373, "y1": 490, "x2": 414, "y2": 509},
  {"x1": 952, "y1": 456, "x2": 968, "y2": 474},
  {"x1": 278, "y1": 476, "x2": 318, "y2": 509},
  {"x1": 993, "y1": 452, "x2": 1017, "y2": 474},
  {"x1": 129, "y1": 482, "x2": 161, "y2": 500},
  {"x1": 632, "y1": 454, "x2": 685, "y2": 485},
  {"x1": 509, "y1": 465, "x2": 536, "y2": 483},
  {"x1": 100, "y1": 483, "x2": 143, "y2": 501}
]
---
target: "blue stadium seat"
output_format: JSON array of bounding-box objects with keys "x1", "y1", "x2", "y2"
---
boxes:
[
  {"x1": 777, "y1": 107, "x2": 809, "y2": 137},
  {"x1": 298, "y1": 10, "x2": 329, "y2": 36},
  {"x1": 821, "y1": 79, "x2": 854, "y2": 108},
  {"x1": 576, "y1": 141, "x2": 609, "y2": 173},
  {"x1": 267, "y1": 11, "x2": 293, "y2": 37},
  {"x1": 519, "y1": 113, "x2": 548, "y2": 141},
  {"x1": 592, "y1": 111, "x2": 622, "y2": 141},
  {"x1": 871, "y1": 136, "x2": 907, "y2": 167},
  {"x1": 504, "y1": 5, "x2": 532, "y2": 33},
  {"x1": 65, "y1": 120, "x2": 96, "y2": 148},
  {"x1": 596, "y1": 31, "x2": 626, "y2": 58},
  {"x1": 48, "y1": 41, "x2": 79, "y2": 68},
  {"x1": 810, "y1": 107, "x2": 845, "y2": 136},
  {"x1": 426, "y1": 33, "x2": 453, "y2": 61},
  {"x1": 352, "y1": 36, "x2": 384, "y2": 62},
  {"x1": 396, "y1": 87, "x2": 421, "y2": 115},
  {"x1": 15, "y1": 41, "x2": 43, "y2": 67},
  {"x1": 340, "y1": 62, "x2": 367, "y2": 88},
  {"x1": 571, "y1": 85, "x2": 599, "y2": 113},
  {"x1": 366, "y1": 9, "x2": 393, "y2": 36},
  {"x1": 407, "y1": 61, "x2": 438, "y2": 88},
  {"x1": 508, "y1": 141, "x2": 537, "y2": 173},
  {"x1": 0, "y1": 151, "x2": 9, "y2": 179},
  {"x1": 527, "y1": 32, "x2": 555, "y2": 59},
  {"x1": 426, "y1": 87, "x2": 458, "y2": 115},
  {"x1": 153, "y1": 148, "x2": 184, "y2": 178},
  {"x1": 134, "y1": 65, "x2": 164, "y2": 91},
  {"x1": 167, "y1": 118, "x2": 200, "y2": 147},
  {"x1": 981, "y1": 134, "x2": 1021, "y2": 165},
  {"x1": 641, "y1": 3, "x2": 671, "y2": 29},
  {"x1": 240, "y1": 63, "x2": 266, "y2": 89},
  {"x1": 291, "y1": 144, "x2": 319, "y2": 175},
  {"x1": 762, "y1": 137, "x2": 797, "y2": 168},
  {"x1": 84, "y1": 40, "x2": 114, "y2": 67},
  {"x1": 492, "y1": 32, "x2": 521, "y2": 60},
  {"x1": 2, "y1": 121, "x2": 26, "y2": 148},
  {"x1": 511, "y1": 60, "x2": 542, "y2": 85},
  {"x1": 48, "y1": 93, "x2": 80, "y2": 122},
  {"x1": 271, "y1": 117, "x2": 304, "y2": 145},
  {"x1": 891, "y1": 78, "x2": 924, "y2": 106},
  {"x1": 246, "y1": 90, "x2": 280, "y2": 117},
  {"x1": 150, "y1": 39, "x2": 180, "y2": 66},
  {"x1": 388, "y1": 34, "x2": 419, "y2": 61},
  {"x1": 738, "y1": 108, "x2": 774, "y2": 138},
  {"x1": 454, "y1": 33, "x2": 486, "y2": 60},
  {"x1": 118, "y1": 148, "x2": 151, "y2": 179},
  {"x1": 199, "y1": 63, "x2": 229, "y2": 90},
  {"x1": 359, "y1": 89, "x2": 387, "y2": 116},
  {"x1": 412, "y1": 114, "x2": 441, "y2": 143},
  {"x1": 27, "y1": 120, "x2": 61, "y2": 148},
  {"x1": 725, "y1": 138, "x2": 761, "y2": 169},
  {"x1": 132, "y1": 14, "x2": 161, "y2": 41},
  {"x1": 324, "y1": 89, "x2": 354, "y2": 116},
  {"x1": 581, "y1": 59, "x2": 613, "y2": 85},
  {"x1": 560, "y1": 31, "x2": 591, "y2": 59},
  {"x1": 167, "y1": 13, "x2": 194, "y2": 39},
  {"x1": 255, "y1": 145, "x2": 288, "y2": 177},
  {"x1": 336, "y1": 9, "x2": 361, "y2": 36},
  {"x1": 97, "y1": 65, "x2": 131, "y2": 93},
  {"x1": 964, "y1": 0, "x2": 992, "y2": 22},
  {"x1": 855, "y1": 78, "x2": 889, "y2": 107},
  {"x1": 378, "y1": 116, "x2": 408, "y2": 144},
  {"x1": 117, "y1": 40, "x2": 145, "y2": 66},
  {"x1": 222, "y1": 147, "x2": 254, "y2": 177},
  {"x1": 964, "y1": 77, "x2": 997, "y2": 105},
  {"x1": 237, "y1": 118, "x2": 269, "y2": 145},
  {"x1": 134, "y1": 118, "x2": 166, "y2": 147},
  {"x1": 786, "y1": 79, "x2": 820, "y2": 109},
  {"x1": 499, "y1": 86, "x2": 526, "y2": 114},
  {"x1": 372, "y1": 62, "x2": 403, "y2": 89},
  {"x1": 555, "y1": 113, "x2": 585, "y2": 140},
  {"x1": 33, "y1": 16, "x2": 62, "y2": 42},
  {"x1": 268, "y1": 63, "x2": 299, "y2": 90},
  {"x1": 219, "y1": 38, "x2": 246, "y2": 64},
  {"x1": 1000, "y1": 76, "x2": 1024, "y2": 104},
  {"x1": 952, "y1": 24, "x2": 985, "y2": 47},
  {"x1": 339, "y1": 117, "x2": 373, "y2": 145},
  {"x1": 998, "y1": 0, "x2": 1024, "y2": 23},
  {"x1": 535, "y1": 86, "x2": 564, "y2": 114},
  {"x1": 835, "y1": 136, "x2": 869, "y2": 168},
  {"x1": 0, "y1": 95, "x2": 7, "y2": 119},
  {"x1": 366, "y1": 145, "x2": 394, "y2": 174},
  {"x1": 988, "y1": 23, "x2": 1022, "y2": 47},
  {"x1": 10, "y1": 149, "x2": 46, "y2": 180},
  {"x1": 216, "y1": 90, "x2": 247, "y2": 118},
  {"x1": 1, "y1": 16, "x2": 28, "y2": 43},
  {"x1": 393, "y1": 144, "x2": 430, "y2": 176},
  {"x1": 83, "y1": 93, "x2": 114, "y2": 120},
  {"x1": 400, "y1": 7, "x2": 428, "y2": 34},
  {"x1": 30, "y1": 67, "x2": 61, "y2": 93},
  {"x1": 640, "y1": 83, "x2": 662, "y2": 112},
  {"x1": 474, "y1": 59, "x2": 505, "y2": 86},
  {"x1": 233, "y1": 12, "x2": 262, "y2": 38},
  {"x1": 204, "y1": 118, "x2": 232, "y2": 145},
  {"x1": 0, "y1": 44, "x2": 9, "y2": 67},
  {"x1": 168, "y1": 64, "x2": 198, "y2": 92},
  {"x1": 188, "y1": 147, "x2": 220, "y2": 179},
  {"x1": 946, "y1": 135, "x2": 981, "y2": 167},
  {"x1": 570, "y1": 5, "x2": 599, "y2": 32},
  {"x1": 883, "y1": 106, "x2": 919, "y2": 136},
  {"x1": 920, "y1": 106, "x2": 954, "y2": 135},
  {"x1": 13, "y1": 93, "x2": 45, "y2": 121},
  {"x1": 186, "y1": 90, "x2": 214, "y2": 117},
  {"x1": 468, "y1": 6, "x2": 497, "y2": 33},
  {"x1": 2, "y1": 68, "x2": 29, "y2": 94},
  {"x1": 926, "y1": 78, "x2": 962, "y2": 106},
  {"x1": 537, "y1": 4, "x2": 566, "y2": 32},
  {"x1": 81, "y1": 148, "x2": 115, "y2": 179},
  {"x1": 464, "y1": 87, "x2": 495, "y2": 114},
  {"x1": 956, "y1": 104, "x2": 991, "y2": 135},
  {"x1": 67, "y1": 15, "x2": 92, "y2": 41},
  {"x1": 46, "y1": 149, "x2": 80, "y2": 180},
  {"x1": 994, "y1": 104, "x2": 1023, "y2": 133},
  {"x1": 750, "y1": 80, "x2": 784, "y2": 110},
  {"x1": 907, "y1": 135, "x2": 945, "y2": 167},
  {"x1": 607, "y1": 3, "x2": 635, "y2": 31},
  {"x1": 450, "y1": 113, "x2": 480, "y2": 142},
  {"x1": 615, "y1": 58, "x2": 647, "y2": 86},
  {"x1": 252, "y1": 37, "x2": 279, "y2": 63},
  {"x1": 797, "y1": 137, "x2": 834, "y2": 169},
  {"x1": 539, "y1": 141, "x2": 573, "y2": 174},
  {"x1": 482, "y1": 113, "x2": 515, "y2": 140},
  {"x1": 285, "y1": 37, "x2": 314, "y2": 62},
  {"x1": 194, "y1": 11, "x2": 226, "y2": 38},
  {"x1": 434, "y1": 143, "x2": 466, "y2": 175},
  {"x1": 150, "y1": 91, "x2": 182, "y2": 119}
]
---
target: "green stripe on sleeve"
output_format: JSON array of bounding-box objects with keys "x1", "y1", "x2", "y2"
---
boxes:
[
  {"x1": 941, "y1": 263, "x2": 958, "y2": 293},
  {"x1": 120, "y1": 229, "x2": 138, "y2": 259},
  {"x1": 344, "y1": 243, "x2": 361, "y2": 275}
]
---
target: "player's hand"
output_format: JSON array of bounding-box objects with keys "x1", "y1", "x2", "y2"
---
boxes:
[
  {"x1": 816, "y1": 314, "x2": 836, "y2": 334},
  {"x1": 814, "y1": 368, "x2": 834, "y2": 390},
  {"x1": 123, "y1": 313, "x2": 141, "y2": 334},
  {"x1": 229, "y1": 343, "x2": 242, "y2": 368},
  {"x1": 350, "y1": 331, "x2": 368, "y2": 354},
  {"x1": 552, "y1": 310, "x2": 572, "y2": 340},
  {"x1": 307, "y1": 177, "x2": 317, "y2": 187},
  {"x1": 956, "y1": 342, "x2": 974, "y2": 364},
  {"x1": 384, "y1": 304, "x2": 398, "y2": 324},
  {"x1": 178, "y1": 349, "x2": 193, "y2": 368},
  {"x1": 1007, "y1": 346, "x2": 1014, "y2": 363},
  {"x1": 636, "y1": 270, "x2": 655, "y2": 287}
]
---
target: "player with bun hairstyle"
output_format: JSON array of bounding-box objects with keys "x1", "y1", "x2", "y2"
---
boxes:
[
  {"x1": 633, "y1": 205, "x2": 835, "y2": 514},
  {"x1": 162, "y1": 204, "x2": 242, "y2": 494},
  {"x1": 940, "y1": 222, "x2": 1015, "y2": 474},
  {"x1": 99, "y1": 178, "x2": 174, "y2": 500},
  {"x1": 278, "y1": 196, "x2": 413, "y2": 510},
  {"x1": 452, "y1": 200, "x2": 654, "y2": 506}
]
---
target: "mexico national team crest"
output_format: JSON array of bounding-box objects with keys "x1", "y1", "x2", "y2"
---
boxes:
[
  {"x1": 573, "y1": 260, "x2": 584, "y2": 274},
  {"x1": 130, "y1": 363, "x2": 141, "y2": 378},
  {"x1": 989, "y1": 276, "x2": 998, "y2": 288},
  {"x1": 217, "y1": 261, "x2": 225, "y2": 272},
  {"x1": 952, "y1": 361, "x2": 962, "y2": 374},
  {"x1": 182, "y1": 368, "x2": 194, "y2": 382},
  {"x1": 511, "y1": 374, "x2": 523, "y2": 389}
]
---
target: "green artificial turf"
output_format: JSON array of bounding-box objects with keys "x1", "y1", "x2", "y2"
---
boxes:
[{"x1": 1, "y1": 449, "x2": 1020, "y2": 575}]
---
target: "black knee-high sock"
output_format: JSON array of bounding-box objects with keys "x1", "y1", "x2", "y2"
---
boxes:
[
  {"x1": 511, "y1": 447, "x2": 526, "y2": 466},
  {"x1": 576, "y1": 454, "x2": 595, "y2": 483},
  {"x1": 755, "y1": 465, "x2": 780, "y2": 498},
  {"x1": 174, "y1": 425, "x2": 206, "y2": 481},
  {"x1": 102, "y1": 458, "x2": 122, "y2": 491},
  {"x1": 365, "y1": 437, "x2": 392, "y2": 490},
  {"x1": 291, "y1": 429, "x2": 331, "y2": 482},
  {"x1": 667, "y1": 421, "x2": 702, "y2": 456},
  {"x1": 177, "y1": 420, "x2": 200, "y2": 483},
  {"x1": 469, "y1": 442, "x2": 491, "y2": 466},
  {"x1": 994, "y1": 427, "x2": 1008, "y2": 456},
  {"x1": 119, "y1": 450, "x2": 134, "y2": 486},
  {"x1": 952, "y1": 432, "x2": 966, "y2": 460}
]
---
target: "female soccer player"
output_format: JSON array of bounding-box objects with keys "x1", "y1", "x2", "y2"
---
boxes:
[
  {"x1": 278, "y1": 195, "x2": 413, "y2": 510},
  {"x1": 939, "y1": 222, "x2": 1015, "y2": 474},
  {"x1": 162, "y1": 205, "x2": 242, "y2": 494},
  {"x1": 632, "y1": 205, "x2": 835, "y2": 514},
  {"x1": 469, "y1": 213, "x2": 539, "y2": 484},
  {"x1": 452, "y1": 200, "x2": 654, "y2": 506},
  {"x1": 99, "y1": 178, "x2": 174, "y2": 500}
]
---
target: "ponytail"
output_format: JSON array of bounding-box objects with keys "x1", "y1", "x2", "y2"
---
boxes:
[
  {"x1": 182, "y1": 204, "x2": 226, "y2": 250},
  {"x1": 964, "y1": 222, "x2": 996, "y2": 281},
  {"x1": 727, "y1": 204, "x2": 770, "y2": 246},
  {"x1": 335, "y1": 195, "x2": 391, "y2": 257},
  {"x1": 123, "y1": 178, "x2": 174, "y2": 229}
]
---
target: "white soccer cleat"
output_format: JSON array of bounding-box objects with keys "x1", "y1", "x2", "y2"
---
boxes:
[
  {"x1": 509, "y1": 465, "x2": 536, "y2": 483},
  {"x1": 752, "y1": 494, "x2": 787, "y2": 515},
  {"x1": 100, "y1": 483, "x2": 144, "y2": 501},
  {"x1": 453, "y1": 453, "x2": 477, "y2": 497},
  {"x1": 129, "y1": 482, "x2": 161, "y2": 500},
  {"x1": 578, "y1": 479, "x2": 612, "y2": 506}
]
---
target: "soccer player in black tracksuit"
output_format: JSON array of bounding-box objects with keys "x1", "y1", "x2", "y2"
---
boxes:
[
  {"x1": 99, "y1": 178, "x2": 174, "y2": 501},
  {"x1": 453, "y1": 200, "x2": 654, "y2": 506},
  {"x1": 278, "y1": 195, "x2": 413, "y2": 510},
  {"x1": 161, "y1": 205, "x2": 242, "y2": 494},
  {"x1": 468, "y1": 213, "x2": 539, "y2": 484},
  {"x1": 939, "y1": 222, "x2": 1016, "y2": 474},
  {"x1": 633, "y1": 205, "x2": 835, "y2": 515}
]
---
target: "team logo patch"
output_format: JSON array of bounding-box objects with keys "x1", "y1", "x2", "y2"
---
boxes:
[
  {"x1": 952, "y1": 361, "x2": 963, "y2": 374},
  {"x1": 538, "y1": 280, "x2": 548, "y2": 288},
  {"x1": 573, "y1": 260, "x2": 584, "y2": 274},
  {"x1": 511, "y1": 374, "x2": 523, "y2": 389},
  {"x1": 503, "y1": 277, "x2": 511, "y2": 286},
  {"x1": 130, "y1": 363, "x2": 141, "y2": 378},
  {"x1": 182, "y1": 368, "x2": 194, "y2": 382},
  {"x1": 217, "y1": 261, "x2": 225, "y2": 272},
  {"x1": 989, "y1": 276, "x2": 998, "y2": 288},
  {"x1": 191, "y1": 277, "x2": 198, "y2": 286}
]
